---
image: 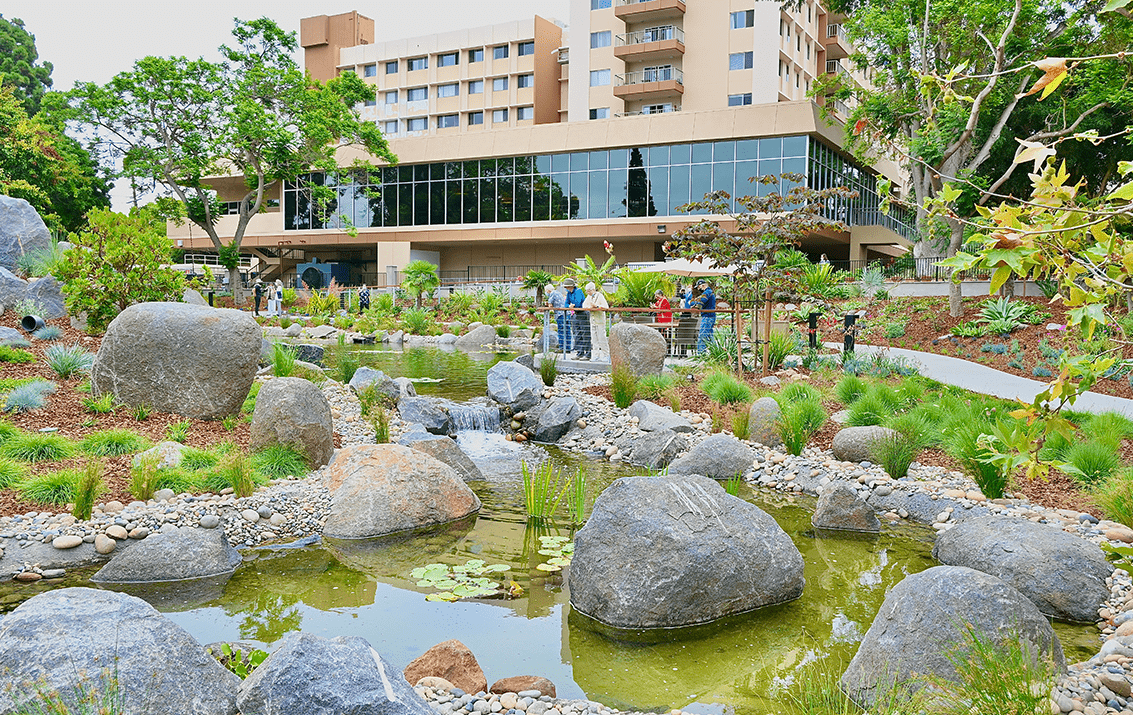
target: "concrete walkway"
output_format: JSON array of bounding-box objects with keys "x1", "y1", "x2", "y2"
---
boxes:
[{"x1": 829, "y1": 343, "x2": 1133, "y2": 418}]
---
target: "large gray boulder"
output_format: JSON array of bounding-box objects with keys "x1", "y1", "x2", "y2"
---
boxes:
[
  {"x1": 747, "y1": 397, "x2": 783, "y2": 447},
  {"x1": 667, "y1": 433, "x2": 754, "y2": 478},
  {"x1": 616, "y1": 429, "x2": 687, "y2": 469},
  {"x1": 454, "y1": 324, "x2": 498, "y2": 350},
  {"x1": 832, "y1": 426, "x2": 899, "y2": 463},
  {"x1": 0, "y1": 587, "x2": 239, "y2": 715},
  {"x1": 609, "y1": 322, "x2": 666, "y2": 377},
  {"x1": 487, "y1": 360, "x2": 543, "y2": 411},
  {"x1": 397, "y1": 396, "x2": 453, "y2": 436},
  {"x1": 404, "y1": 436, "x2": 484, "y2": 481},
  {"x1": 841, "y1": 565, "x2": 1065, "y2": 707},
  {"x1": 293, "y1": 343, "x2": 325, "y2": 366},
  {"x1": 183, "y1": 288, "x2": 209, "y2": 306},
  {"x1": 812, "y1": 482, "x2": 880, "y2": 532},
  {"x1": 349, "y1": 366, "x2": 400, "y2": 403},
  {"x1": 0, "y1": 325, "x2": 25, "y2": 345},
  {"x1": 527, "y1": 396, "x2": 581, "y2": 443},
  {"x1": 627, "y1": 400, "x2": 693, "y2": 433},
  {"x1": 237, "y1": 633, "x2": 433, "y2": 715},
  {"x1": 322, "y1": 444, "x2": 481, "y2": 539},
  {"x1": 249, "y1": 377, "x2": 334, "y2": 469},
  {"x1": 91, "y1": 527, "x2": 242, "y2": 583},
  {"x1": 0, "y1": 269, "x2": 66, "y2": 320},
  {"x1": 570, "y1": 474, "x2": 804, "y2": 629},
  {"x1": 91, "y1": 302, "x2": 260, "y2": 420},
  {"x1": 0, "y1": 196, "x2": 51, "y2": 272},
  {"x1": 933, "y1": 516, "x2": 1112, "y2": 623}
]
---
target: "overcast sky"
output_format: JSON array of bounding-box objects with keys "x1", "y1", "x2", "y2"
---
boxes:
[{"x1": 4, "y1": 1, "x2": 570, "y2": 208}]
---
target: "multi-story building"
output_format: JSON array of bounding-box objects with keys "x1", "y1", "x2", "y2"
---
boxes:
[{"x1": 169, "y1": 4, "x2": 911, "y2": 287}]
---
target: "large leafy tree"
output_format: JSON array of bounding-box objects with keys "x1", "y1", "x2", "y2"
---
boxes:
[
  {"x1": 0, "y1": 15, "x2": 52, "y2": 115},
  {"x1": 69, "y1": 17, "x2": 397, "y2": 297}
]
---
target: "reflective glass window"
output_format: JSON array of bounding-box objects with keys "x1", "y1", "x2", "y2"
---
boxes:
[
  {"x1": 570, "y1": 152, "x2": 589, "y2": 171},
  {"x1": 691, "y1": 143, "x2": 713, "y2": 163},
  {"x1": 589, "y1": 151, "x2": 608, "y2": 169}
]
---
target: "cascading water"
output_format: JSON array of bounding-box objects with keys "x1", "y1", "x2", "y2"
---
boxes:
[{"x1": 448, "y1": 402, "x2": 501, "y2": 432}]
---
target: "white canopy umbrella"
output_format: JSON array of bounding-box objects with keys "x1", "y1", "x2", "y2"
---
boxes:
[{"x1": 632, "y1": 257, "x2": 737, "y2": 277}]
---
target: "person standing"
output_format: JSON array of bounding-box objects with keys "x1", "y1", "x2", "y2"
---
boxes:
[
  {"x1": 358, "y1": 284, "x2": 370, "y2": 314},
  {"x1": 564, "y1": 277, "x2": 589, "y2": 359},
  {"x1": 273, "y1": 280, "x2": 284, "y2": 317},
  {"x1": 584, "y1": 282, "x2": 609, "y2": 362},
  {"x1": 651, "y1": 289, "x2": 672, "y2": 323},
  {"x1": 547, "y1": 282, "x2": 571, "y2": 354},
  {"x1": 692, "y1": 279, "x2": 716, "y2": 353},
  {"x1": 252, "y1": 279, "x2": 264, "y2": 317}
]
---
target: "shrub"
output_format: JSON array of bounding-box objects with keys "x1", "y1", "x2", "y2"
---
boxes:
[
  {"x1": 871, "y1": 431, "x2": 922, "y2": 479},
  {"x1": 0, "y1": 432, "x2": 75, "y2": 462},
  {"x1": 1062, "y1": 441, "x2": 1122, "y2": 486},
  {"x1": 80, "y1": 429, "x2": 150, "y2": 457},
  {"x1": 779, "y1": 382, "x2": 821, "y2": 404},
  {"x1": 0, "y1": 458, "x2": 28, "y2": 488},
  {"x1": 73, "y1": 460, "x2": 105, "y2": 520},
  {"x1": 44, "y1": 343, "x2": 95, "y2": 378},
  {"x1": 943, "y1": 419, "x2": 1008, "y2": 499},
  {"x1": 251, "y1": 443, "x2": 308, "y2": 480},
  {"x1": 731, "y1": 410, "x2": 751, "y2": 440},
  {"x1": 495, "y1": 324, "x2": 511, "y2": 338},
  {"x1": 778, "y1": 399, "x2": 826, "y2": 456},
  {"x1": 165, "y1": 419, "x2": 191, "y2": 443},
  {"x1": 701, "y1": 372, "x2": 752, "y2": 406},
  {"x1": 610, "y1": 364, "x2": 638, "y2": 409},
  {"x1": 0, "y1": 345, "x2": 35, "y2": 363},
  {"x1": 698, "y1": 328, "x2": 740, "y2": 368},
  {"x1": 16, "y1": 468, "x2": 80, "y2": 504},
  {"x1": 834, "y1": 375, "x2": 868, "y2": 405},
  {"x1": 402, "y1": 260, "x2": 440, "y2": 308},
  {"x1": 846, "y1": 393, "x2": 888, "y2": 426},
  {"x1": 129, "y1": 455, "x2": 160, "y2": 501},
  {"x1": 82, "y1": 392, "x2": 116, "y2": 414},
  {"x1": 4, "y1": 380, "x2": 56, "y2": 413},
  {"x1": 402, "y1": 307, "x2": 434, "y2": 336},
  {"x1": 1096, "y1": 469, "x2": 1133, "y2": 529},
  {"x1": 271, "y1": 342, "x2": 297, "y2": 378},
  {"x1": 636, "y1": 373, "x2": 675, "y2": 399},
  {"x1": 885, "y1": 322, "x2": 906, "y2": 338},
  {"x1": 372, "y1": 292, "x2": 396, "y2": 314},
  {"x1": 32, "y1": 325, "x2": 64, "y2": 341},
  {"x1": 539, "y1": 353, "x2": 558, "y2": 387},
  {"x1": 765, "y1": 331, "x2": 795, "y2": 371}
]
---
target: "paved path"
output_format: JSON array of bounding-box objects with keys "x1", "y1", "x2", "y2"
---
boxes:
[{"x1": 828, "y1": 343, "x2": 1133, "y2": 418}]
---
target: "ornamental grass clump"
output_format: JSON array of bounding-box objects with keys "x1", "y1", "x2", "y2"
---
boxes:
[
  {"x1": 0, "y1": 432, "x2": 75, "y2": 463},
  {"x1": 332, "y1": 333, "x2": 359, "y2": 384},
  {"x1": 4, "y1": 380, "x2": 56, "y2": 413},
  {"x1": 701, "y1": 371, "x2": 752, "y2": 406},
  {"x1": 521, "y1": 460, "x2": 577, "y2": 522},
  {"x1": 73, "y1": 459, "x2": 105, "y2": 520},
  {"x1": 271, "y1": 342, "x2": 297, "y2": 378},
  {"x1": 44, "y1": 343, "x2": 94, "y2": 378},
  {"x1": 80, "y1": 429, "x2": 150, "y2": 457},
  {"x1": 610, "y1": 364, "x2": 638, "y2": 409},
  {"x1": 942, "y1": 416, "x2": 1008, "y2": 499},
  {"x1": 1061, "y1": 441, "x2": 1122, "y2": 487},
  {"x1": 870, "y1": 430, "x2": 922, "y2": 479},
  {"x1": 1096, "y1": 469, "x2": 1133, "y2": 529},
  {"x1": 834, "y1": 374, "x2": 868, "y2": 405},
  {"x1": 206, "y1": 451, "x2": 259, "y2": 498},
  {"x1": 251, "y1": 443, "x2": 309, "y2": 480},
  {"x1": 636, "y1": 373, "x2": 674, "y2": 399},
  {"x1": 778, "y1": 398, "x2": 827, "y2": 456},
  {"x1": 0, "y1": 458, "x2": 27, "y2": 488},
  {"x1": 32, "y1": 325, "x2": 64, "y2": 341},
  {"x1": 539, "y1": 352, "x2": 558, "y2": 387},
  {"x1": 16, "y1": 468, "x2": 80, "y2": 505},
  {"x1": 129, "y1": 454, "x2": 160, "y2": 501}
]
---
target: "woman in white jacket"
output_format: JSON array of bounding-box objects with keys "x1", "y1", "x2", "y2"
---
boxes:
[{"x1": 583, "y1": 282, "x2": 609, "y2": 362}]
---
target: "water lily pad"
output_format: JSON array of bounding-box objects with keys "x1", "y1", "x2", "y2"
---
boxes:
[
  {"x1": 536, "y1": 563, "x2": 562, "y2": 572},
  {"x1": 425, "y1": 592, "x2": 460, "y2": 602}
]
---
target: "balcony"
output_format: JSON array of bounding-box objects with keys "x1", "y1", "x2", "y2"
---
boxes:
[
  {"x1": 824, "y1": 23, "x2": 852, "y2": 60},
  {"x1": 614, "y1": 26, "x2": 685, "y2": 63},
  {"x1": 825, "y1": 59, "x2": 852, "y2": 81},
  {"x1": 613, "y1": 67, "x2": 684, "y2": 101},
  {"x1": 615, "y1": 103, "x2": 680, "y2": 117},
  {"x1": 614, "y1": 0, "x2": 686, "y2": 24}
]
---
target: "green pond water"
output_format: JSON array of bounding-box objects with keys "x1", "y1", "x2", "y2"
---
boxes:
[{"x1": 0, "y1": 347, "x2": 1104, "y2": 714}]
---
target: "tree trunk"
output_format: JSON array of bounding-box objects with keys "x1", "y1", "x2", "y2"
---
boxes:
[
  {"x1": 947, "y1": 218, "x2": 965, "y2": 317},
  {"x1": 229, "y1": 267, "x2": 244, "y2": 304}
]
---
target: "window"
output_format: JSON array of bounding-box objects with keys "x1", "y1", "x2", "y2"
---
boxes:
[
  {"x1": 492, "y1": 108, "x2": 508, "y2": 123},
  {"x1": 517, "y1": 106, "x2": 534, "y2": 120},
  {"x1": 591, "y1": 0, "x2": 612, "y2": 8},
  {"x1": 492, "y1": 76, "x2": 508, "y2": 92},
  {"x1": 797, "y1": 35, "x2": 801, "y2": 52},
  {"x1": 729, "y1": 52, "x2": 754, "y2": 70},
  {"x1": 382, "y1": 120, "x2": 398, "y2": 135},
  {"x1": 806, "y1": 42, "x2": 811, "y2": 59},
  {"x1": 406, "y1": 86, "x2": 428, "y2": 102},
  {"x1": 437, "y1": 114, "x2": 459, "y2": 128},
  {"x1": 518, "y1": 41, "x2": 535, "y2": 56},
  {"x1": 643, "y1": 103, "x2": 673, "y2": 114},
  {"x1": 469, "y1": 48, "x2": 484, "y2": 63},
  {"x1": 493, "y1": 45, "x2": 509, "y2": 60},
  {"x1": 438, "y1": 83, "x2": 459, "y2": 98},
  {"x1": 384, "y1": 90, "x2": 398, "y2": 103},
  {"x1": 468, "y1": 79, "x2": 484, "y2": 94},
  {"x1": 590, "y1": 31, "x2": 611, "y2": 48},
  {"x1": 796, "y1": 71, "x2": 800, "y2": 88},
  {"x1": 590, "y1": 69, "x2": 611, "y2": 86},
  {"x1": 438, "y1": 52, "x2": 458, "y2": 67},
  {"x1": 364, "y1": 97, "x2": 376, "y2": 107},
  {"x1": 730, "y1": 10, "x2": 754, "y2": 29},
  {"x1": 363, "y1": 64, "x2": 377, "y2": 77},
  {"x1": 589, "y1": 107, "x2": 609, "y2": 120},
  {"x1": 468, "y1": 111, "x2": 484, "y2": 125},
  {"x1": 406, "y1": 117, "x2": 427, "y2": 131},
  {"x1": 407, "y1": 56, "x2": 427, "y2": 71},
  {"x1": 385, "y1": 60, "x2": 398, "y2": 74},
  {"x1": 642, "y1": 65, "x2": 672, "y2": 81},
  {"x1": 517, "y1": 73, "x2": 534, "y2": 89},
  {"x1": 728, "y1": 93, "x2": 752, "y2": 106}
]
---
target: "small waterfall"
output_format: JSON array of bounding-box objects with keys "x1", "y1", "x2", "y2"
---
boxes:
[{"x1": 449, "y1": 402, "x2": 501, "y2": 432}]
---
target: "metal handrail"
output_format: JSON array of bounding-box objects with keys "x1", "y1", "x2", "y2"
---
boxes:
[
  {"x1": 616, "y1": 66, "x2": 683, "y2": 85},
  {"x1": 827, "y1": 23, "x2": 845, "y2": 40},
  {"x1": 616, "y1": 26, "x2": 684, "y2": 45},
  {"x1": 615, "y1": 104, "x2": 681, "y2": 117}
]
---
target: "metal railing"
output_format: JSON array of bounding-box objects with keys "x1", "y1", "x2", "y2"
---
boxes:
[
  {"x1": 827, "y1": 23, "x2": 846, "y2": 40},
  {"x1": 616, "y1": 26, "x2": 684, "y2": 45},
  {"x1": 616, "y1": 66, "x2": 683, "y2": 86},
  {"x1": 616, "y1": 104, "x2": 681, "y2": 117},
  {"x1": 825, "y1": 60, "x2": 851, "y2": 78},
  {"x1": 181, "y1": 253, "x2": 255, "y2": 268},
  {"x1": 824, "y1": 257, "x2": 993, "y2": 282}
]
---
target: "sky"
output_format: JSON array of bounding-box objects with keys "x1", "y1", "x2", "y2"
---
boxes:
[{"x1": 3, "y1": 0, "x2": 570, "y2": 208}]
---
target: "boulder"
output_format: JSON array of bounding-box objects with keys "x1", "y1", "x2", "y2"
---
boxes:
[
  {"x1": 403, "y1": 639, "x2": 487, "y2": 695},
  {"x1": 514, "y1": 353, "x2": 536, "y2": 372},
  {"x1": 570, "y1": 474, "x2": 804, "y2": 629},
  {"x1": 91, "y1": 302, "x2": 260, "y2": 420},
  {"x1": 616, "y1": 429, "x2": 687, "y2": 469},
  {"x1": 627, "y1": 400, "x2": 693, "y2": 433},
  {"x1": 393, "y1": 377, "x2": 417, "y2": 398},
  {"x1": 307, "y1": 325, "x2": 337, "y2": 339},
  {"x1": 487, "y1": 360, "x2": 544, "y2": 411},
  {"x1": 349, "y1": 366, "x2": 400, "y2": 402},
  {"x1": 933, "y1": 515, "x2": 1112, "y2": 622},
  {"x1": 0, "y1": 587, "x2": 239, "y2": 715},
  {"x1": 454, "y1": 324, "x2": 498, "y2": 350},
  {"x1": 841, "y1": 566, "x2": 1065, "y2": 707},
  {"x1": 237, "y1": 632, "x2": 432, "y2": 715},
  {"x1": 91, "y1": 527, "x2": 241, "y2": 583},
  {"x1": 398, "y1": 423, "x2": 434, "y2": 444},
  {"x1": 283, "y1": 322, "x2": 303, "y2": 338},
  {"x1": 667, "y1": 433, "x2": 754, "y2": 479},
  {"x1": 831, "y1": 426, "x2": 900, "y2": 463},
  {"x1": 812, "y1": 482, "x2": 880, "y2": 532},
  {"x1": 609, "y1": 322, "x2": 666, "y2": 377},
  {"x1": 321, "y1": 444, "x2": 481, "y2": 539},
  {"x1": 398, "y1": 396, "x2": 453, "y2": 436},
  {"x1": 747, "y1": 397, "x2": 783, "y2": 447},
  {"x1": 0, "y1": 326, "x2": 23, "y2": 345},
  {"x1": 490, "y1": 676, "x2": 556, "y2": 698},
  {"x1": 249, "y1": 377, "x2": 334, "y2": 469},
  {"x1": 437, "y1": 332, "x2": 457, "y2": 345},
  {"x1": 132, "y1": 440, "x2": 188, "y2": 470},
  {"x1": 183, "y1": 288, "x2": 209, "y2": 306},
  {"x1": 293, "y1": 343, "x2": 325, "y2": 366},
  {"x1": 405, "y1": 436, "x2": 484, "y2": 481},
  {"x1": 0, "y1": 196, "x2": 51, "y2": 273},
  {"x1": 386, "y1": 329, "x2": 404, "y2": 344},
  {"x1": 527, "y1": 396, "x2": 581, "y2": 443},
  {"x1": 23, "y1": 276, "x2": 66, "y2": 319}
]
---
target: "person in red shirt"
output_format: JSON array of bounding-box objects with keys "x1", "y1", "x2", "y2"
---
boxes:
[{"x1": 651, "y1": 289, "x2": 672, "y2": 324}]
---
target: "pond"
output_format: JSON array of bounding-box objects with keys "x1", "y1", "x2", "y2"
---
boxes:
[{"x1": 0, "y1": 347, "x2": 1103, "y2": 714}]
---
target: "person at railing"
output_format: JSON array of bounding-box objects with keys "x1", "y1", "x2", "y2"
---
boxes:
[
  {"x1": 566, "y1": 278, "x2": 590, "y2": 359},
  {"x1": 651, "y1": 289, "x2": 672, "y2": 324},
  {"x1": 547, "y1": 281, "x2": 571, "y2": 354},
  {"x1": 359, "y1": 284, "x2": 370, "y2": 314},
  {"x1": 690, "y1": 279, "x2": 716, "y2": 353},
  {"x1": 584, "y1": 282, "x2": 610, "y2": 362}
]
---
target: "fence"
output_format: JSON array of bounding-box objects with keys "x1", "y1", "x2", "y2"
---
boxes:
[{"x1": 825, "y1": 257, "x2": 992, "y2": 282}]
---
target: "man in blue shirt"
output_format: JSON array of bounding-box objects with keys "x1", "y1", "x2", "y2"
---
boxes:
[
  {"x1": 691, "y1": 279, "x2": 716, "y2": 353},
  {"x1": 564, "y1": 277, "x2": 590, "y2": 359},
  {"x1": 548, "y1": 280, "x2": 571, "y2": 354}
]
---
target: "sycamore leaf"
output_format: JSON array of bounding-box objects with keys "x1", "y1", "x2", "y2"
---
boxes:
[
  {"x1": 1108, "y1": 180, "x2": 1133, "y2": 202},
  {"x1": 1019, "y1": 58, "x2": 1069, "y2": 100},
  {"x1": 1103, "y1": 0, "x2": 1132, "y2": 12},
  {"x1": 983, "y1": 248, "x2": 1026, "y2": 273},
  {"x1": 937, "y1": 252, "x2": 979, "y2": 271},
  {"x1": 1014, "y1": 139, "x2": 1057, "y2": 174},
  {"x1": 1119, "y1": 160, "x2": 1133, "y2": 177},
  {"x1": 989, "y1": 265, "x2": 1013, "y2": 294}
]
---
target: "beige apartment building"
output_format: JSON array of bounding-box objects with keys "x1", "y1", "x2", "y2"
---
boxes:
[{"x1": 170, "y1": 3, "x2": 907, "y2": 287}]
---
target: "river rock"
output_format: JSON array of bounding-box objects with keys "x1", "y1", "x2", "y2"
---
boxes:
[
  {"x1": 392, "y1": 377, "x2": 417, "y2": 398},
  {"x1": 183, "y1": 288, "x2": 208, "y2": 306},
  {"x1": 487, "y1": 360, "x2": 543, "y2": 411},
  {"x1": 321, "y1": 444, "x2": 481, "y2": 539},
  {"x1": 933, "y1": 515, "x2": 1112, "y2": 622},
  {"x1": 293, "y1": 343, "x2": 324, "y2": 366},
  {"x1": 0, "y1": 196, "x2": 51, "y2": 273},
  {"x1": 454, "y1": 324, "x2": 498, "y2": 350},
  {"x1": 398, "y1": 396, "x2": 453, "y2": 436},
  {"x1": 132, "y1": 441, "x2": 189, "y2": 470},
  {"x1": 609, "y1": 322, "x2": 666, "y2": 377},
  {"x1": 812, "y1": 482, "x2": 880, "y2": 532},
  {"x1": 403, "y1": 639, "x2": 487, "y2": 695},
  {"x1": 405, "y1": 436, "x2": 484, "y2": 481},
  {"x1": 0, "y1": 325, "x2": 23, "y2": 344},
  {"x1": 747, "y1": 397, "x2": 783, "y2": 447},
  {"x1": 237, "y1": 632, "x2": 432, "y2": 715},
  {"x1": 91, "y1": 527, "x2": 242, "y2": 583},
  {"x1": 0, "y1": 587, "x2": 239, "y2": 715},
  {"x1": 526, "y1": 396, "x2": 581, "y2": 443},
  {"x1": 570, "y1": 474, "x2": 804, "y2": 628},
  {"x1": 832, "y1": 426, "x2": 899, "y2": 463},
  {"x1": 667, "y1": 433, "x2": 754, "y2": 479},
  {"x1": 91, "y1": 302, "x2": 260, "y2": 420},
  {"x1": 94, "y1": 534, "x2": 116, "y2": 555},
  {"x1": 349, "y1": 367, "x2": 401, "y2": 403},
  {"x1": 490, "y1": 676, "x2": 557, "y2": 698},
  {"x1": 249, "y1": 377, "x2": 334, "y2": 469},
  {"x1": 840, "y1": 565, "x2": 1065, "y2": 707},
  {"x1": 627, "y1": 400, "x2": 693, "y2": 433},
  {"x1": 616, "y1": 428, "x2": 687, "y2": 469}
]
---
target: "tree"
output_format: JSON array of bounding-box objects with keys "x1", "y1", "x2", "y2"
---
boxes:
[
  {"x1": 401, "y1": 260, "x2": 440, "y2": 309},
  {"x1": 69, "y1": 17, "x2": 397, "y2": 297},
  {"x1": 55, "y1": 208, "x2": 187, "y2": 333},
  {"x1": 0, "y1": 15, "x2": 52, "y2": 115},
  {"x1": 522, "y1": 269, "x2": 556, "y2": 306}
]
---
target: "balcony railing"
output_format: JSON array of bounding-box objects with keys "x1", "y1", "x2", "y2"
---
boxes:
[
  {"x1": 615, "y1": 104, "x2": 681, "y2": 117},
  {"x1": 827, "y1": 23, "x2": 845, "y2": 40},
  {"x1": 616, "y1": 66, "x2": 683, "y2": 86},
  {"x1": 825, "y1": 60, "x2": 851, "y2": 79},
  {"x1": 616, "y1": 25, "x2": 684, "y2": 45}
]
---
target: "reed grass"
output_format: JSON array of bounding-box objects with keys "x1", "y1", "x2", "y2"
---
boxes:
[
  {"x1": 610, "y1": 364, "x2": 638, "y2": 408},
  {"x1": 521, "y1": 460, "x2": 575, "y2": 522},
  {"x1": 72, "y1": 460, "x2": 105, "y2": 520}
]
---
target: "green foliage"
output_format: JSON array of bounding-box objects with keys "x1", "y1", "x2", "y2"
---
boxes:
[
  {"x1": 1085, "y1": 412, "x2": 1133, "y2": 449},
  {"x1": 371, "y1": 405, "x2": 390, "y2": 444},
  {"x1": 331, "y1": 333, "x2": 359, "y2": 384},
  {"x1": 610, "y1": 364, "x2": 638, "y2": 408},
  {"x1": 871, "y1": 431, "x2": 922, "y2": 479},
  {"x1": 372, "y1": 292, "x2": 396, "y2": 314},
  {"x1": 445, "y1": 291, "x2": 475, "y2": 313},
  {"x1": 17, "y1": 241, "x2": 65, "y2": 279},
  {"x1": 539, "y1": 353, "x2": 558, "y2": 387},
  {"x1": 401, "y1": 307, "x2": 434, "y2": 336},
  {"x1": 846, "y1": 392, "x2": 888, "y2": 426},
  {"x1": 0, "y1": 345, "x2": 34, "y2": 363},
  {"x1": 0, "y1": 420, "x2": 20, "y2": 444},
  {"x1": 305, "y1": 290, "x2": 339, "y2": 315},
  {"x1": 495, "y1": 324, "x2": 511, "y2": 338},
  {"x1": 251, "y1": 443, "x2": 308, "y2": 480},
  {"x1": 402, "y1": 260, "x2": 440, "y2": 308},
  {"x1": 765, "y1": 331, "x2": 795, "y2": 371},
  {"x1": 942, "y1": 417, "x2": 1008, "y2": 499},
  {"x1": 522, "y1": 270, "x2": 556, "y2": 305},
  {"x1": 0, "y1": 458, "x2": 28, "y2": 488},
  {"x1": 72, "y1": 460, "x2": 104, "y2": 520},
  {"x1": 81, "y1": 392, "x2": 115, "y2": 414},
  {"x1": 410, "y1": 559, "x2": 511, "y2": 602},
  {"x1": 731, "y1": 410, "x2": 750, "y2": 440},
  {"x1": 55, "y1": 209, "x2": 186, "y2": 333},
  {"x1": 80, "y1": 429, "x2": 149, "y2": 457},
  {"x1": 799, "y1": 262, "x2": 847, "y2": 297},
  {"x1": 567, "y1": 469, "x2": 587, "y2": 524},
  {"x1": 834, "y1": 375, "x2": 868, "y2": 405},
  {"x1": 271, "y1": 342, "x2": 297, "y2": 377},
  {"x1": 884, "y1": 322, "x2": 906, "y2": 338},
  {"x1": 206, "y1": 451, "x2": 259, "y2": 498},
  {"x1": 43, "y1": 343, "x2": 94, "y2": 378},
  {"x1": 1096, "y1": 469, "x2": 1133, "y2": 529},
  {"x1": 535, "y1": 534, "x2": 575, "y2": 573},
  {"x1": 778, "y1": 398, "x2": 827, "y2": 456},
  {"x1": 164, "y1": 419, "x2": 191, "y2": 443},
  {"x1": 779, "y1": 382, "x2": 821, "y2": 404},
  {"x1": 241, "y1": 383, "x2": 262, "y2": 415},
  {"x1": 0, "y1": 432, "x2": 74, "y2": 462},
  {"x1": 977, "y1": 297, "x2": 1031, "y2": 333},
  {"x1": 725, "y1": 472, "x2": 744, "y2": 496},
  {"x1": 696, "y1": 327, "x2": 740, "y2": 368},
  {"x1": 16, "y1": 468, "x2": 79, "y2": 505},
  {"x1": 782, "y1": 660, "x2": 912, "y2": 715},
  {"x1": 181, "y1": 447, "x2": 221, "y2": 473},
  {"x1": 950, "y1": 321, "x2": 986, "y2": 338},
  {"x1": 636, "y1": 373, "x2": 674, "y2": 399},
  {"x1": 612, "y1": 269, "x2": 673, "y2": 308},
  {"x1": 129, "y1": 455, "x2": 159, "y2": 501},
  {"x1": 521, "y1": 460, "x2": 580, "y2": 522},
  {"x1": 4, "y1": 380, "x2": 55, "y2": 413},
  {"x1": 0, "y1": 17, "x2": 53, "y2": 114},
  {"x1": 1061, "y1": 441, "x2": 1122, "y2": 486},
  {"x1": 564, "y1": 254, "x2": 617, "y2": 289},
  {"x1": 212, "y1": 643, "x2": 270, "y2": 680},
  {"x1": 701, "y1": 371, "x2": 752, "y2": 406},
  {"x1": 131, "y1": 403, "x2": 151, "y2": 422},
  {"x1": 1032, "y1": 365, "x2": 1053, "y2": 378}
]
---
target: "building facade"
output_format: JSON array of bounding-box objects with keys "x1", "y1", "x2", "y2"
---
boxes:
[{"x1": 170, "y1": 3, "x2": 908, "y2": 286}]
